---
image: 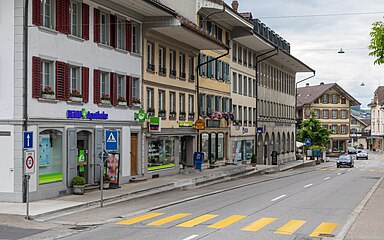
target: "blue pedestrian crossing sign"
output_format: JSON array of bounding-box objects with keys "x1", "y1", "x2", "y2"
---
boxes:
[
  {"x1": 305, "y1": 138, "x2": 311, "y2": 147},
  {"x1": 106, "y1": 130, "x2": 118, "y2": 151},
  {"x1": 23, "y1": 131, "x2": 33, "y2": 149}
]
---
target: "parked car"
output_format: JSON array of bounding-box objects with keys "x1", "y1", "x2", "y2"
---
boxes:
[
  {"x1": 356, "y1": 150, "x2": 369, "y2": 160},
  {"x1": 337, "y1": 155, "x2": 354, "y2": 168},
  {"x1": 347, "y1": 147, "x2": 357, "y2": 154}
]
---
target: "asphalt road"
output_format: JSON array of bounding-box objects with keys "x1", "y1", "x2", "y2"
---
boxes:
[{"x1": 46, "y1": 153, "x2": 384, "y2": 240}]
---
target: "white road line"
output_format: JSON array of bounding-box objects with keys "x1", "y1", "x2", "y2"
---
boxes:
[
  {"x1": 304, "y1": 184, "x2": 313, "y2": 188},
  {"x1": 271, "y1": 195, "x2": 286, "y2": 202},
  {"x1": 337, "y1": 173, "x2": 342, "y2": 175},
  {"x1": 324, "y1": 177, "x2": 331, "y2": 180},
  {"x1": 182, "y1": 235, "x2": 199, "y2": 240}
]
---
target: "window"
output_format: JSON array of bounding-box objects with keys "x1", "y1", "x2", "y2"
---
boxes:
[
  {"x1": 243, "y1": 76, "x2": 247, "y2": 96},
  {"x1": 225, "y1": 31, "x2": 230, "y2": 46},
  {"x1": 232, "y1": 43, "x2": 237, "y2": 61},
  {"x1": 341, "y1": 98, "x2": 347, "y2": 104},
  {"x1": 158, "y1": 90, "x2": 165, "y2": 111},
  {"x1": 322, "y1": 94, "x2": 329, "y2": 104},
  {"x1": 188, "y1": 95, "x2": 194, "y2": 114},
  {"x1": 188, "y1": 56, "x2": 195, "y2": 80},
  {"x1": 233, "y1": 105, "x2": 237, "y2": 121},
  {"x1": 341, "y1": 110, "x2": 347, "y2": 119},
  {"x1": 249, "y1": 108, "x2": 252, "y2": 125},
  {"x1": 244, "y1": 107, "x2": 248, "y2": 126},
  {"x1": 238, "y1": 45, "x2": 242, "y2": 63},
  {"x1": 179, "y1": 53, "x2": 186, "y2": 79},
  {"x1": 215, "y1": 25, "x2": 222, "y2": 42},
  {"x1": 41, "y1": 0, "x2": 55, "y2": 29},
  {"x1": 100, "y1": 12, "x2": 109, "y2": 45},
  {"x1": 222, "y1": 98, "x2": 227, "y2": 112},
  {"x1": 146, "y1": 88, "x2": 154, "y2": 110},
  {"x1": 350, "y1": 119, "x2": 357, "y2": 125},
  {"x1": 332, "y1": 94, "x2": 338, "y2": 104},
  {"x1": 248, "y1": 77, "x2": 252, "y2": 96},
  {"x1": 158, "y1": 46, "x2": 166, "y2": 75},
  {"x1": 70, "y1": 66, "x2": 81, "y2": 96},
  {"x1": 148, "y1": 138, "x2": 175, "y2": 171},
  {"x1": 253, "y1": 108, "x2": 256, "y2": 126},
  {"x1": 332, "y1": 125, "x2": 337, "y2": 134},
  {"x1": 332, "y1": 110, "x2": 338, "y2": 119},
  {"x1": 323, "y1": 109, "x2": 329, "y2": 119},
  {"x1": 243, "y1": 48, "x2": 247, "y2": 66},
  {"x1": 132, "y1": 77, "x2": 140, "y2": 99},
  {"x1": 117, "y1": 75, "x2": 126, "y2": 100},
  {"x1": 170, "y1": 50, "x2": 176, "y2": 77},
  {"x1": 70, "y1": 1, "x2": 81, "y2": 36},
  {"x1": 147, "y1": 42, "x2": 154, "y2": 71},
  {"x1": 116, "y1": 18, "x2": 126, "y2": 49},
  {"x1": 41, "y1": 61, "x2": 54, "y2": 94},
  {"x1": 248, "y1": 51, "x2": 253, "y2": 68},
  {"x1": 100, "y1": 72, "x2": 110, "y2": 97},
  {"x1": 39, "y1": 129, "x2": 63, "y2": 184},
  {"x1": 253, "y1": 79, "x2": 256, "y2": 98},
  {"x1": 238, "y1": 106, "x2": 243, "y2": 125},
  {"x1": 169, "y1": 92, "x2": 176, "y2": 113},
  {"x1": 238, "y1": 74, "x2": 242, "y2": 94},
  {"x1": 232, "y1": 72, "x2": 237, "y2": 93},
  {"x1": 341, "y1": 125, "x2": 347, "y2": 134},
  {"x1": 179, "y1": 94, "x2": 185, "y2": 113}
]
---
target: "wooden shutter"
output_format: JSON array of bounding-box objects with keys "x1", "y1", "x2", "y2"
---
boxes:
[
  {"x1": 94, "y1": 9, "x2": 100, "y2": 43},
  {"x1": 32, "y1": 0, "x2": 41, "y2": 26},
  {"x1": 32, "y1": 56, "x2": 42, "y2": 98},
  {"x1": 56, "y1": 0, "x2": 70, "y2": 34},
  {"x1": 127, "y1": 76, "x2": 133, "y2": 107},
  {"x1": 94, "y1": 70, "x2": 101, "y2": 104},
  {"x1": 126, "y1": 20, "x2": 132, "y2": 52},
  {"x1": 55, "y1": 61, "x2": 69, "y2": 101},
  {"x1": 110, "y1": 15, "x2": 117, "y2": 48},
  {"x1": 110, "y1": 73, "x2": 118, "y2": 106},
  {"x1": 82, "y1": 67, "x2": 89, "y2": 103},
  {"x1": 82, "y1": 4, "x2": 90, "y2": 40}
]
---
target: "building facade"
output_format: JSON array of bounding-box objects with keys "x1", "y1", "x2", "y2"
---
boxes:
[
  {"x1": 368, "y1": 86, "x2": 384, "y2": 151},
  {"x1": 297, "y1": 83, "x2": 360, "y2": 154},
  {"x1": 350, "y1": 114, "x2": 370, "y2": 149}
]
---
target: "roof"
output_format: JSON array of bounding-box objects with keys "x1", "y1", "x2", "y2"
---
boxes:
[
  {"x1": 374, "y1": 86, "x2": 384, "y2": 105},
  {"x1": 297, "y1": 83, "x2": 361, "y2": 107},
  {"x1": 351, "y1": 114, "x2": 370, "y2": 127}
]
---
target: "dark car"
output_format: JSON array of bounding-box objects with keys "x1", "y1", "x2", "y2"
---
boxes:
[
  {"x1": 347, "y1": 147, "x2": 357, "y2": 154},
  {"x1": 337, "y1": 155, "x2": 354, "y2": 168}
]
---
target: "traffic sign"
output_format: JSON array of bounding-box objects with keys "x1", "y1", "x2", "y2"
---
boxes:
[
  {"x1": 24, "y1": 150, "x2": 35, "y2": 174},
  {"x1": 23, "y1": 131, "x2": 33, "y2": 149},
  {"x1": 105, "y1": 130, "x2": 118, "y2": 151},
  {"x1": 257, "y1": 127, "x2": 263, "y2": 133},
  {"x1": 305, "y1": 138, "x2": 311, "y2": 147}
]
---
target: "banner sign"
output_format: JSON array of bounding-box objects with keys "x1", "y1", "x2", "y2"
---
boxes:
[
  {"x1": 149, "y1": 117, "x2": 161, "y2": 132},
  {"x1": 106, "y1": 153, "x2": 120, "y2": 188},
  {"x1": 67, "y1": 108, "x2": 108, "y2": 120}
]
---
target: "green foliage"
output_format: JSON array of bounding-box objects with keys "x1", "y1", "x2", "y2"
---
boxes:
[
  {"x1": 369, "y1": 17, "x2": 384, "y2": 65},
  {"x1": 72, "y1": 176, "x2": 85, "y2": 186},
  {"x1": 297, "y1": 109, "x2": 331, "y2": 148},
  {"x1": 103, "y1": 174, "x2": 111, "y2": 183}
]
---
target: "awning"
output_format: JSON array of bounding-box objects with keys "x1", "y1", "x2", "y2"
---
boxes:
[{"x1": 296, "y1": 141, "x2": 304, "y2": 148}]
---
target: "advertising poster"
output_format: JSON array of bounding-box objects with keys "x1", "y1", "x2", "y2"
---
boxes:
[
  {"x1": 39, "y1": 135, "x2": 50, "y2": 166},
  {"x1": 106, "y1": 153, "x2": 120, "y2": 188}
]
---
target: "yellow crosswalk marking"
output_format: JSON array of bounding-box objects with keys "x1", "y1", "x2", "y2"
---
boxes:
[
  {"x1": 241, "y1": 218, "x2": 277, "y2": 232},
  {"x1": 369, "y1": 170, "x2": 375, "y2": 172},
  {"x1": 380, "y1": 170, "x2": 384, "y2": 173},
  {"x1": 177, "y1": 214, "x2": 219, "y2": 227},
  {"x1": 208, "y1": 215, "x2": 246, "y2": 229},
  {"x1": 321, "y1": 168, "x2": 327, "y2": 171},
  {"x1": 329, "y1": 168, "x2": 336, "y2": 171},
  {"x1": 310, "y1": 222, "x2": 338, "y2": 237},
  {"x1": 147, "y1": 213, "x2": 191, "y2": 226},
  {"x1": 274, "y1": 220, "x2": 306, "y2": 235},
  {"x1": 117, "y1": 212, "x2": 164, "y2": 225}
]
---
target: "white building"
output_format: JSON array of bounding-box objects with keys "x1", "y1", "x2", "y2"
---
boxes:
[{"x1": 368, "y1": 86, "x2": 384, "y2": 151}]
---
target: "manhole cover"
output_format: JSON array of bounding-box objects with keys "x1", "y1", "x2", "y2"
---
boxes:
[
  {"x1": 70, "y1": 226, "x2": 89, "y2": 231},
  {"x1": 318, "y1": 233, "x2": 335, "y2": 237}
]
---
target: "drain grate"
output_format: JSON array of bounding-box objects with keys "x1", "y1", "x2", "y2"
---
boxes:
[
  {"x1": 70, "y1": 226, "x2": 90, "y2": 231},
  {"x1": 318, "y1": 233, "x2": 335, "y2": 237}
]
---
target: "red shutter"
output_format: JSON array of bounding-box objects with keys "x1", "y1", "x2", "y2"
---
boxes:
[
  {"x1": 110, "y1": 73, "x2": 118, "y2": 106},
  {"x1": 126, "y1": 20, "x2": 132, "y2": 52},
  {"x1": 32, "y1": 56, "x2": 42, "y2": 98},
  {"x1": 127, "y1": 76, "x2": 133, "y2": 107},
  {"x1": 64, "y1": 63, "x2": 70, "y2": 100},
  {"x1": 82, "y1": 4, "x2": 90, "y2": 40},
  {"x1": 82, "y1": 67, "x2": 89, "y2": 103},
  {"x1": 55, "y1": 61, "x2": 67, "y2": 100},
  {"x1": 94, "y1": 70, "x2": 101, "y2": 104},
  {"x1": 94, "y1": 9, "x2": 100, "y2": 43},
  {"x1": 56, "y1": 0, "x2": 69, "y2": 34},
  {"x1": 32, "y1": 0, "x2": 41, "y2": 26},
  {"x1": 110, "y1": 15, "x2": 117, "y2": 48}
]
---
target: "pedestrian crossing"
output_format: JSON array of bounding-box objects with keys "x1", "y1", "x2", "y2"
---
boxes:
[{"x1": 117, "y1": 212, "x2": 338, "y2": 237}]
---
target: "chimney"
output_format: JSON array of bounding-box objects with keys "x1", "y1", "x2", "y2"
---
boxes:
[
  {"x1": 232, "y1": 0, "x2": 239, "y2": 12},
  {"x1": 306, "y1": 83, "x2": 310, "y2": 86},
  {"x1": 320, "y1": 82, "x2": 324, "y2": 85}
]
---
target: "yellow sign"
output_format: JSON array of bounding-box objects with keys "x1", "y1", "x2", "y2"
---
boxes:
[{"x1": 195, "y1": 119, "x2": 205, "y2": 130}]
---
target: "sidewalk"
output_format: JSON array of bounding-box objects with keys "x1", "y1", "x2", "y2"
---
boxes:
[{"x1": 0, "y1": 160, "x2": 314, "y2": 220}]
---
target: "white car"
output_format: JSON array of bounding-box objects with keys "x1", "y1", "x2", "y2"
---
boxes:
[{"x1": 356, "y1": 150, "x2": 368, "y2": 160}]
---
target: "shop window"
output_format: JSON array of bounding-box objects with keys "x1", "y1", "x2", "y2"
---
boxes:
[
  {"x1": 38, "y1": 129, "x2": 63, "y2": 184},
  {"x1": 201, "y1": 133, "x2": 209, "y2": 162},
  {"x1": 217, "y1": 133, "x2": 224, "y2": 159},
  {"x1": 148, "y1": 138, "x2": 175, "y2": 171}
]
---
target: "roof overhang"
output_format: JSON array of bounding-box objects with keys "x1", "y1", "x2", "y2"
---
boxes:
[
  {"x1": 232, "y1": 29, "x2": 274, "y2": 52},
  {"x1": 270, "y1": 50, "x2": 315, "y2": 73}
]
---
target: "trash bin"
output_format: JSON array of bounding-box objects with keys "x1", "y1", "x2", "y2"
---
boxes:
[
  {"x1": 271, "y1": 151, "x2": 278, "y2": 165},
  {"x1": 193, "y1": 152, "x2": 204, "y2": 172}
]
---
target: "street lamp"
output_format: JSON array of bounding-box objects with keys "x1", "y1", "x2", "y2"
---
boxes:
[{"x1": 338, "y1": 48, "x2": 345, "y2": 54}]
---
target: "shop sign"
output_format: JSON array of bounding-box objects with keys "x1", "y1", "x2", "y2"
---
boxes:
[
  {"x1": 179, "y1": 121, "x2": 193, "y2": 127},
  {"x1": 149, "y1": 117, "x2": 161, "y2": 132},
  {"x1": 67, "y1": 108, "x2": 108, "y2": 120},
  {"x1": 206, "y1": 120, "x2": 220, "y2": 128},
  {"x1": 135, "y1": 109, "x2": 148, "y2": 123},
  {"x1": 195, "y1": 119, "x2": 205, "y2": 130}
]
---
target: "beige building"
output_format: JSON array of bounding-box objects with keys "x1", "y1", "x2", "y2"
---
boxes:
[
  {"x1": 350, "y1": 115, "x2": 370, "y2": 149},
  {"x1": 297, "y1": 83, "x2": 360, "y2": 154}
]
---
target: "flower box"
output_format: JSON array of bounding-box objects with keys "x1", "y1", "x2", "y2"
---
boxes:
[
  {"x1": 133, "y1": 103, "x2": 142, "y2": 108},
  {"x1": 159, "y1": 112, "x2": 166, "y2": 118},
  {"x1": 42, "y1": 94, "x2": 55, "y2": 100},
  {"x1": 148, "y1": 111, "x2": 155, "y2": 116},
  {"x1": 118, "y1": 101, "x2": 127, "y2": 106},
  {"x1": 70, "y1": 96, "x2": 82, "y2": 102},
  {"x1": 101, "y1": 99, "x2": 111, "y2": 104}
]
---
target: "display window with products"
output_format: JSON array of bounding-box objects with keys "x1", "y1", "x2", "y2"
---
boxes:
[
  {"x1": 200, "y1": 132, "x2": 226, "y2": 163},
  {"x1": 232, "y1": 140, "x2": 254, "y2": 162},
  {"x1": 38, "y1": 129, "x2": 64, "y2": 184},
  {"x1": 148, "y1": 138, "x2": 176, "y2": 171}
]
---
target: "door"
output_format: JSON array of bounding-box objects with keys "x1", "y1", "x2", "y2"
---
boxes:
[
  {"x1": 77, "y1": 131, "x2": 90, "y2": 184},
  {"x1": 131, "y1": 133, "x2": 138, "y2": 176}
]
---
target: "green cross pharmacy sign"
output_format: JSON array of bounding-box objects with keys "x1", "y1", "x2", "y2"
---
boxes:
[{"x1": 135, "y1": 109, "x2": 148, "y2": 123}]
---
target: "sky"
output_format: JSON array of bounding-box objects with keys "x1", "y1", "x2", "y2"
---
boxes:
[{"x1": 224, "y1": 0, "x2": 384, "y2": 108}]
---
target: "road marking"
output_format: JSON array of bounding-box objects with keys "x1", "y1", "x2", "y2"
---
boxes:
[
  {"x1": 310, "y1": 222, "x2": 338, "y2": 237},
  {"x1": 177, "y1": 214, "x2": 218, "y2": 227},
  {"x1": 360, "y1": 169, "x2": 365, "y2": 171},
  {"x1": 182, "y1": 235, "x2": 199, "y2": 240},
  {"x1": 337, "y1": 173, "x2": 342, "y2": 175},
  {"x1": 274, "y1": 220, "x2": 306, "y2": 235},
  {"x1": 324, "y1": 177, "x2": 331, "y2": 180},
  {"x1": 369, "y1": 170, "x2": 375, "y2": 172},
  {"x1": 271, "y1": 195, "x2": 286, "y2": 202},
  {"x1": 329, "y1": 168, "x2": 336, "y2": 171},
  {"x1": 380, "y1": 170, "x2": 384, "y2": 172},
  {"x1": 147, "y1": 213, "x2": 191, "y2": 226},
  {"x1": 304, "y1": 184, "x2": 313, "y2": 188},
  {"x1": 208, "y1": 215, "x2": 246, "y2": 229},
  {"x1": 321, "y1": 168, "x2": 327, "y2": 171},
  {"x1": 241, "y1": 218, "x2": 277, "y2": 232},
  {"x1": 117, "y1": 212, "x2": 164, "y2": 225}
]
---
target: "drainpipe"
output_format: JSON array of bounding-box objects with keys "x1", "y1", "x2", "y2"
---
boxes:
[{"x1": 254, "y1": 47, "x2": 279, "y2": 165}]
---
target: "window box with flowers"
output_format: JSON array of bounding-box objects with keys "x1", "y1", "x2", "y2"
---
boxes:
[
  {"x1": 159, "y1": 109, "x2": 166, "y2": 118},
  {"x1": 117, "y1": 96, "x2": 127, "y2": 106},
  {"x1": 101, "y1": 94, "x2": 111, "y2": 104},
  {"x1": 179, "y1": 112, "x2": 186, "y2": 119},
  {"x1": 42, "y1": 86, "x2": 55, "y2": 99},
  {"x1": 69, "y1": 90, "x2": 82, "y2": 102},
  {"x1": 188, "y1": 112, "x2": 195, "y2": 120},
  {"x1": 169, "y1": 111, "x2": 176, "y2": 119},
  {"x1": 132, "y1": 98, "x2": 141, "y2": 108},
  {"x1": 147, "y1": 108, "x2": 155, "y2": 116}
]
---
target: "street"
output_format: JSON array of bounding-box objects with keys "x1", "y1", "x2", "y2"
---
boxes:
[{"x1": 10, "y1": 152, "x2": 382, "y2": 240}]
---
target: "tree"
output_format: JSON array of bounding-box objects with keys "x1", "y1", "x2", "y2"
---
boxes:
[
  {"x1": 297, "y1": 110, "x2": 331, "y2": 149},
  {"x1": 369, "y1": 17, "x2": 384, "y2": 65}
]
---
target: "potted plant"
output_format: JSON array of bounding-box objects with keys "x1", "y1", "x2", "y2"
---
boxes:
[
  {"x1": 101, "y1": 93, "x2": 111, "y2": 104},
  {"x1": 251, "y1": 154, "x2": 257, "y2": 168},
  {"x1": 70, "y1": 89, "x2": 82, "y2": 102},
  {"x1": 118, "y1": 96, "x2": 127, "y2": 106},
  {"x1": 72, "y1": 176, "x2": 86, "y2": 195},
  {"x1": 147, "y1": 108, "x2": 155, "y2": 116},
  {"x1": 132, "y1": 97, "x2": 141, "y2": 107},
  {"x1": 169, "y1": 111, "x2": 176, "y2": 118},
  {"x1": 103, "y1": 174, "x2": 111, "y2": 189},
  {"x1": 188, "y1": 112, "x2": 195, "y2": 120},
  {"x1": 42, "y1": 86, "x2": 55, "y2": 99},
  {"x1": 179, "y1": 111, "x2": 186, "y2": 119},
  {"x1": 159, "y1": 109, "x2": 166, "y2": 117}
]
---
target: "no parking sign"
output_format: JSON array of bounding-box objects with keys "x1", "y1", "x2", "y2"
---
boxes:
[{"x1": 24, "y1": 150, "x2": 35, "y2": 174}]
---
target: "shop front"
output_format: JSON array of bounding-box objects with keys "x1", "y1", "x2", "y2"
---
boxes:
[{"x1": 232, "y1": 139, "x2": 254, "y2": 164}]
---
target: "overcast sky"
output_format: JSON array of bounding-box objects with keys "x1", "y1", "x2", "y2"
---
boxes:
[{"x1": 224, "y1": 0, "x2": 384, "y2": 108}]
